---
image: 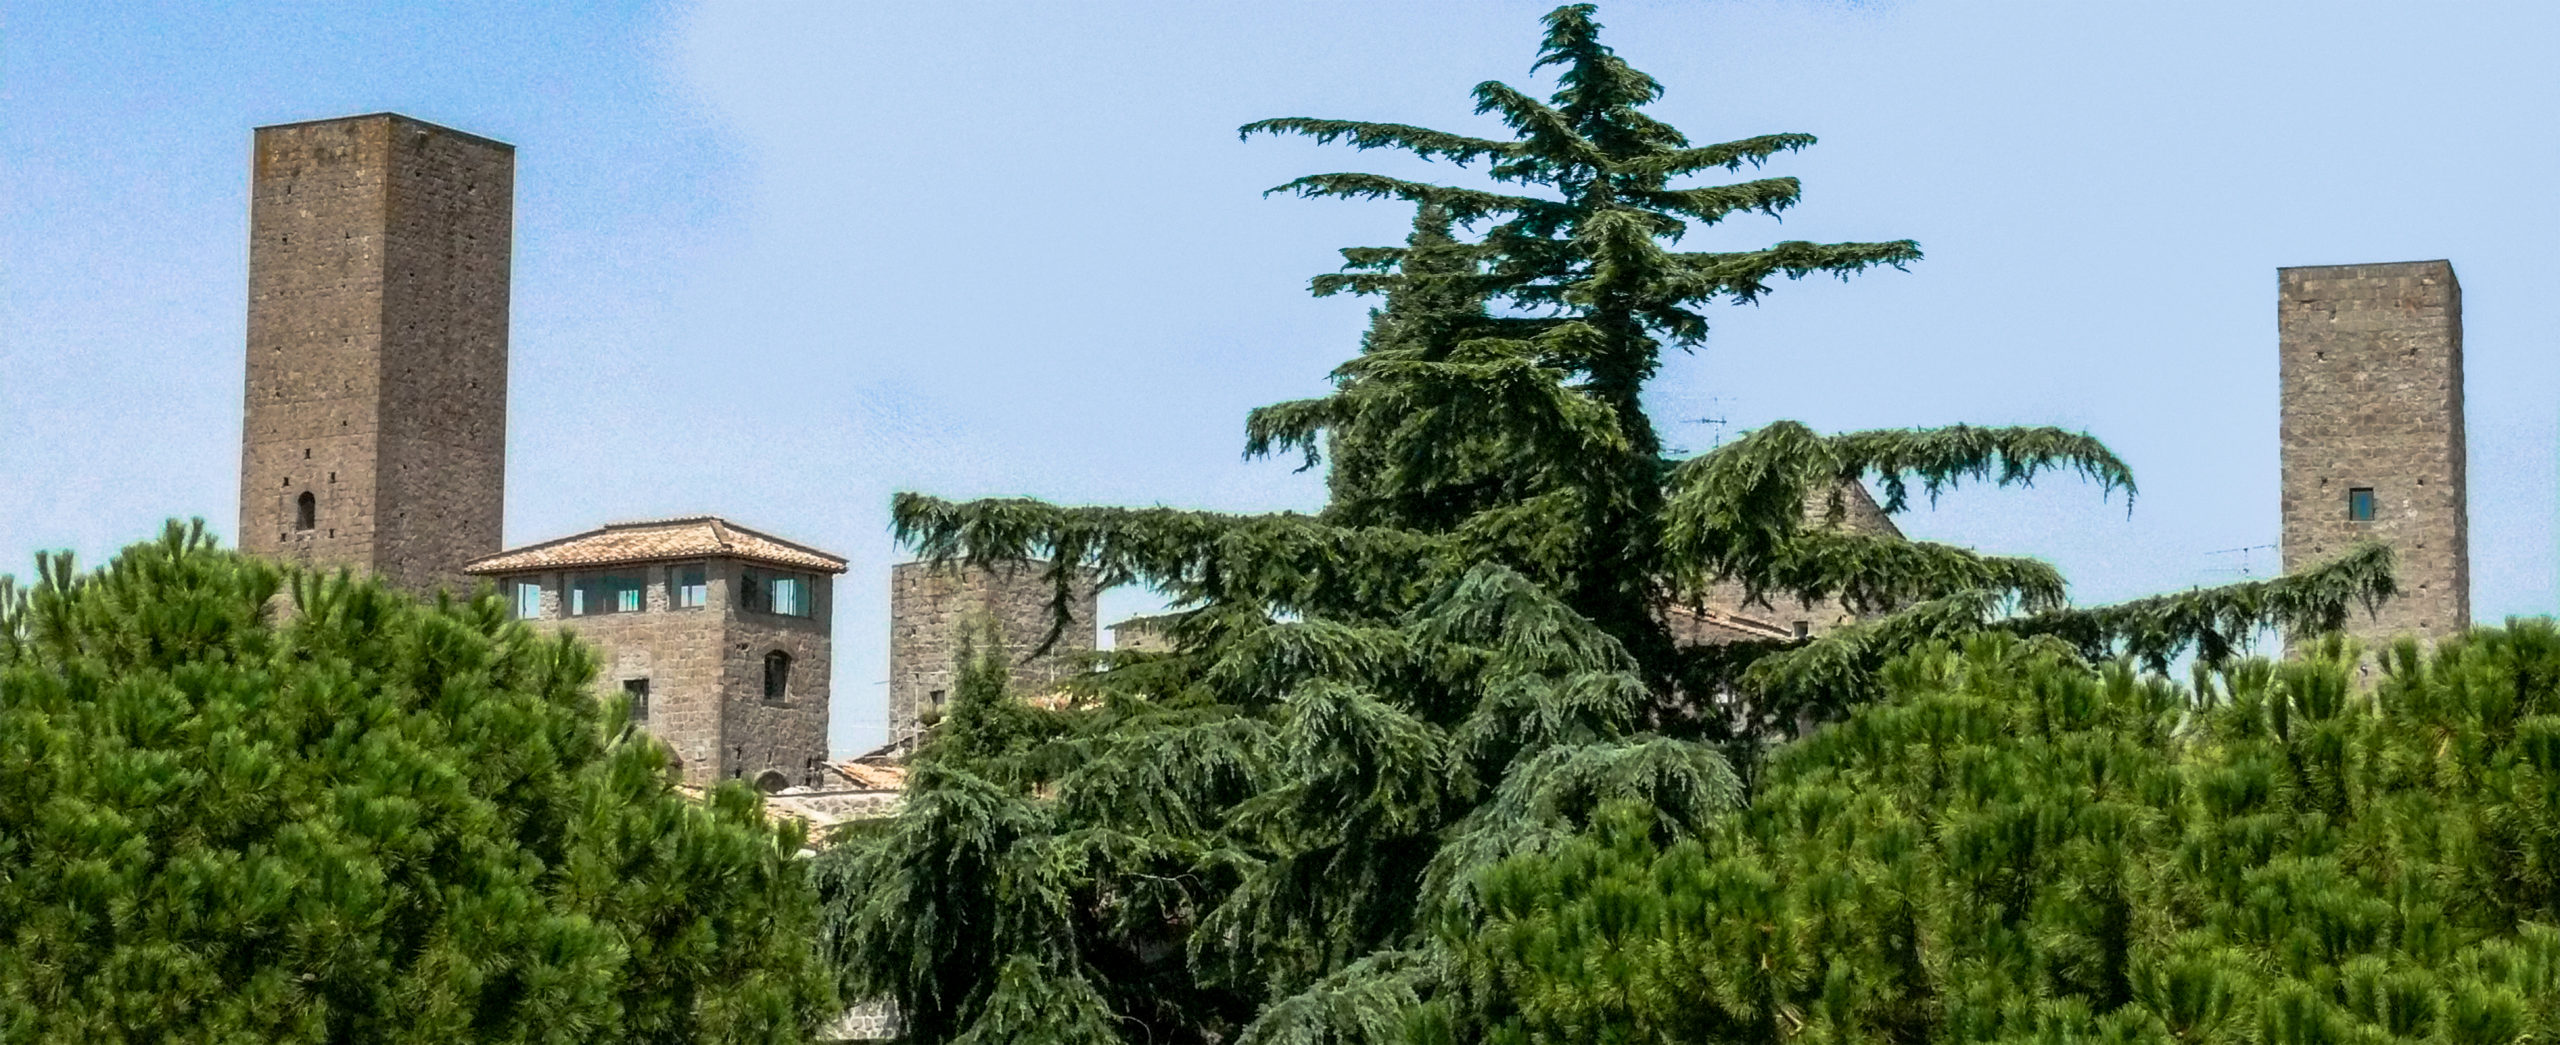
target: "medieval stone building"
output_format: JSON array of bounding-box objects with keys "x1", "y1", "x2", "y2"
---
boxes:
[{"x1": 465, "y1": 517, "x2": 844, "y2": 789}]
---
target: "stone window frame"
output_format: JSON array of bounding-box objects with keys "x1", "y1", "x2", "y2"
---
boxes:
[
  {"x1": 294, "y1": 491, "x2": 317, "y2": 532},
  {"x1": 623, "y1": 677, "x2": 651, "y2": 724}
]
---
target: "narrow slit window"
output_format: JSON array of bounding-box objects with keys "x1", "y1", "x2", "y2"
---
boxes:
[
  {"x1": 763, "y1": 651, "x2": 792, "y2": 705},
  {"x1": 294, "y1": 491, "x2": 316, "y2": 532},
  {"x1": 2348, "y1": 487, "x2": 2376, "y2": 522}
]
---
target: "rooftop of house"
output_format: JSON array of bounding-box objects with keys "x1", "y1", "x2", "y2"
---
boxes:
[{"x1": 463, "y1": 516, "x2": 849, "y2": 576}]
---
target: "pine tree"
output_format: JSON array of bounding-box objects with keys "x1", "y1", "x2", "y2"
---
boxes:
[
  {"x1": 826, "y1": 6, "x2": 2398, "y2": 1042},
  {"x1": 0, "y1": 522, "x2": 834, "y2": 1043}
]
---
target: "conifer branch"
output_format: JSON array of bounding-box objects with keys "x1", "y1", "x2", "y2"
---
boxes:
[
  {"x1": 1618, "y1": 133, "x2": 1820, "y2": 176},
  {"x1": 1662, "y1": 239, "x2": 1925, "y2": 304},
  {"x1": 1829, "y1": 424, "x2": 2136, "y2": 512},
  {"x1": 1237, "y1": 118, "x2": 1519, "y2": 166},
  {"x1": 1630, "y1": 177, "x2": 1804, "y2": 225},
  {"x1": 1261, "y1": 173, "x2": 1562, "y2": 224}
]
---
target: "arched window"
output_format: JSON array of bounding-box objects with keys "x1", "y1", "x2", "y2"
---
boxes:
[
  {"x1": 763, "y1": 650, "x2": 792, "y2": 705},
  {"x1": 294, "y1": 491, "x2": 316, "y2": 532},
  {"x1": 754, "y1": 770, "x2": 790, "y2": 794}
]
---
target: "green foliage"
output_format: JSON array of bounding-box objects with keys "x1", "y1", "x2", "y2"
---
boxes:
[
  {"x1": 836, "y1": 4, "x2": 2404, "y2": 1042},
  {"x1": 0, "y1": 522, "x2": 832, "y2": 1043},
  {"x1": 1449, "y1": 628, "x2": 2560, "y2": 1043}
]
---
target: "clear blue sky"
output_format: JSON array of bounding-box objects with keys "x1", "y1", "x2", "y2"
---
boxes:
[{"x1": 6, "y1": 1, "x2": 2556, "y2": 753}]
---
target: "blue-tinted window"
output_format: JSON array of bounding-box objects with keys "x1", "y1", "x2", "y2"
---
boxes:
[
  {"x1": 510, "y1": 580, "x2": 543, "y2": 620},
  {"x1": 570, "y1": 572, "x2": 647, "y2": 616},
  {"x1": 2348, "y1": 487, "x2": 2376, "y2": 522}
]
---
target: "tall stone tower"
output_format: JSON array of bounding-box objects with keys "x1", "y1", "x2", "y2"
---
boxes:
[
  {"x1": 2278, "y1": 260, "x2": 2469, "y2": 646},
  {"x1": 238, "y1": 113, "x2": 512, "y2": 593}
]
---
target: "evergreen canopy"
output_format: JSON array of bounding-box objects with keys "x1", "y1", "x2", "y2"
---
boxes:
[
  {"x1": 828, "y1": 6, "x2": 2400, "y2": 1043},
  {"x1": 0, "y1": 523, "x2": 834, "y2": 1043}
]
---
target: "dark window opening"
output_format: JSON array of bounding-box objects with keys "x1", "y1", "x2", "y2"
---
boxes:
[
  {"x1": 740, "y1": 568, "x2": 812, "y2": 618},
  {"x1": 294, "y1": 491, "x2": 316, "y2": 532},
  {"x1": 1792, "y1": 621, "x2": 1811, "y2": 639},
  {"x1": 623, "y1": 678, "x2": 650, "y2": 724},
  {"x1": 930, "y1": 688, "x2": 946, "y2": 709},
  {"x1": 763, "y1": 651, "x2": 792, "y2": 705},
  {"x1": 670, "y1": 563, "x2": 708, "y2": 609},
  {"x1": 2348, "y1": 487, "x2": 2376, "y2": 522},
  {"x1": 755, "y1": 770, "x2": 790, "y2": 794}
]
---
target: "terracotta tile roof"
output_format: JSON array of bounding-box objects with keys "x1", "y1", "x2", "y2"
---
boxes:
[
  {"x1": 464, "y1": 516, "x2": 847, "y2": 575},
  {"x1": 825, "y1": 759, "x2": 908, "y2": 791},
  {"x1": 1662, "y1": 603, "x2": 1800, "y2": 645}
]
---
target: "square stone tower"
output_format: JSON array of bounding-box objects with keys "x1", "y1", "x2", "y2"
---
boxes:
[
  {"x1": 888, "y1": 561, "x2": 1098, "y2": 747},
  {"x1": 467, "y1": 517, "x2": 845, "y2": 789},
  {"x1": 2278, "y1": 260, "x2": 2469, "y2": 646},
  {"x1": 238, "y1": 113, "x2": 511, "y2": 593}
]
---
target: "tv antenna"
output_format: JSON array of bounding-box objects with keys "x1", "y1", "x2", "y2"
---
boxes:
[
  {"x1": 1682, "y1": 396, "x2": 1734, "y2": 451},
  {"x1": 2205, "y1": 543, "x2": 2277, "y2": 578}
]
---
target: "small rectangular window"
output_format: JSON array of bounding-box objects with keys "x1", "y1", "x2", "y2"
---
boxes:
[
  {"x1": 1791, "y1": 621, "x2": 1810, "y2": 639},
  {"x1": 2348, "y1": 487, "x2": 2376, "y2": 522},
  {"x1": 670, "y1": 564, "x2": 708, "y2": 609},
  {"x1": 569, "y1": 572, "x2": 648, "y2": 616},
  {"x1": 509, "y1": 580, "x2": 543, "y2": 620},
  {"x1": 623, "y1": 678, "x2": 650, "y2": 724}
]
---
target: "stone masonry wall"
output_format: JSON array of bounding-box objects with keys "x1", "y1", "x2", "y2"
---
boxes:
[
  {"x1": 721, "y1": 570, "x2": 833, "y2": 789},
  {"x1": 2279, "y1": 260, "x2": 2469, "y2": 647},
  {"x1": 374, "y1": 118, "x2": 511, "y2": 595},
  {"x1": 511, "y1": 562, "x2": 727, "y2": 786},
  {"x1": 239, "y1": 114, "x2": 509, "y2": 595},
  {"x1": 888, "y1": 561, "x2": 1098, "y2": 747}
]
